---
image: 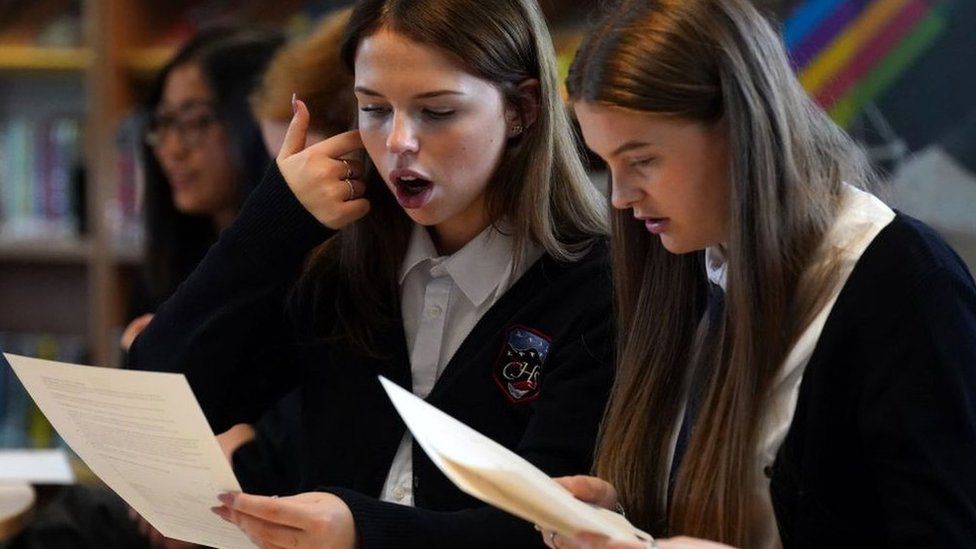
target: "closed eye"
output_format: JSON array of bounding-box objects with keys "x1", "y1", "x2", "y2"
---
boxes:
[
  {"x1": 360, "y1": 105, "x2": 390, "y2": 118},
  {"x1": 423, "y1": 109, "x2": 455, "y2": 120},
  {"x1": 629, "y1": 157, "x2": 656, "y2": 169}
]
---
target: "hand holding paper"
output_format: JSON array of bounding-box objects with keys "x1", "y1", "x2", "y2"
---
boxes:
[
  {"x1": 377, "y1": 375, "x2": 654, "y2": 544},
  {"x1": 211, "y1": 490, "x2": 356, "y2": 549},
  {"x1": 3, "y1": 353, "x2": 254, "y2": 549}
]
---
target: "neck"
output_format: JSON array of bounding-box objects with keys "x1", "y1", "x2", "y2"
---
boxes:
[{"x1": 430, "y1": 201, "x2": 490, "y2": 255}]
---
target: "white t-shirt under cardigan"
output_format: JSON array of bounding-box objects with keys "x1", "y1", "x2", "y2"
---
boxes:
[{"x1": 381, "y1": 223, "x2": 542, "y2": 505}]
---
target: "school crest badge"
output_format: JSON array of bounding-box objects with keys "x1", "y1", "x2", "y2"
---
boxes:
[{"x1": 493, "y1": 326, "x2": 551, "y2": 403}]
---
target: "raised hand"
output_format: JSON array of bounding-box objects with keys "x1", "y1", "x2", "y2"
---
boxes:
[{"x1": 276, "y1": 96, "x2": 370, "y2": 230}]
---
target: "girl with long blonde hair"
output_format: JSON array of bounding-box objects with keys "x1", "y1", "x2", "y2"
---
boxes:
[{"x1": 542, "y1": 0, "x2": 976, "y2": 547}]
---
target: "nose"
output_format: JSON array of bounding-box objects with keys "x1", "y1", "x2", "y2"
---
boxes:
[
  {"x1": 386, "y1": 112, "x2": 419, "y2": 155},
  {"x1": 609, "y1": 171, "x2": 642, "y2": 210}
]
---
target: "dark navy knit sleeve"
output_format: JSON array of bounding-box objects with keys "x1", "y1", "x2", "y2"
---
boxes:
[
  {"x1": 128, "y1": 163, "x2": 334, "y2": 433},
  {"x1": 856, "y1": 260, "x2": 976, "y2": 546},
  {"x1": 324, "y1": 295, "x2": 614, "y2": 549}
]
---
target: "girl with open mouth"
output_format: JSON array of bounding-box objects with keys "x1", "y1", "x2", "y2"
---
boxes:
[{"x1": 128, "y1": 1, "x2": 615, "y2": 548}]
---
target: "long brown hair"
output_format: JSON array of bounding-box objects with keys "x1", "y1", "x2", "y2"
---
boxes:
[
  {"x1": 567, "y1": 0, "x2": 874, "y2": 544},
  {"x1": 295, "y1": 0, "x2": 607, "y2": 354}
]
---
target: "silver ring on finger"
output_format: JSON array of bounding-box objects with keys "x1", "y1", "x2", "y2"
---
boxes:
[
  {"x1": 345, "y1": 178, "x2": 356, "y2": 201},
  {"x1": 340, "y1": 158, "x2": 354, "y2": 181}
]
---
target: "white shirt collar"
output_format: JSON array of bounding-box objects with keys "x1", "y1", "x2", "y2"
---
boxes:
[
  {"x1": 702, "y1": 184, "x2": 892, "y2": 291},
  {"x1": 704, "y1": 245, "x2": 728, "y2": 290},
  {"x1": 398, "y1": 223, "x2": 518, "y2": 307},
  {"x1": 399, "y1": 224, "x2": 438, "y2": 284}
]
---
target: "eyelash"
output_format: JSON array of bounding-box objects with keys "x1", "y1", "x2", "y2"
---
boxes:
[
  {"x1": 360, "y1": 106, "x2": 390, "y2": 118},
  {"x1": 629, "y1": 157, "x2": 656, "y2": 169},
  {"x1": 423, "y1": 109, "x2": 455, "y2": 120},
  {"x1": 359, "y1": 106, "x2": 456, "y2": 121}
]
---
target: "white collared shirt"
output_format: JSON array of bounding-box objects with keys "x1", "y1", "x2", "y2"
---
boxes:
[
  {"x1": 379, "y1": 223, "x2": 542, "y2": 505},
  {"x1": 704, "y1": 185, "x2": 895, "y2": 548}
]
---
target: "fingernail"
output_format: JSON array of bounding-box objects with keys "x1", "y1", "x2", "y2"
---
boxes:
[
  {"x1": 291, "y1": 92, "x2": 297, "y2": 115},
  {"x1": 217, "y1": 492, "x2": 236, "y2": 506},
  {"x1": 211, "y1": 506, "x2": 231, "y2": 521},
  {"x1": 573, "y1": 535, "x2": 591, "y2": 549}
]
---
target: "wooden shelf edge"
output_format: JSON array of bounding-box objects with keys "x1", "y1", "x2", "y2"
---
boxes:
[
  {"x1": 0, "y1": 238, "x2": 92, "y2": 264},
  {"x1": 0, "y1": 46, "x2": 93, "y2": 72},
  {"x1": 111, "y1": 243, "x2": 143, "y2": 265}
]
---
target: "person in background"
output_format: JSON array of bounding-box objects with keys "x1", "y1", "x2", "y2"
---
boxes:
[
  {"x1": 210, "y1": 6, "x2": 357, "y2": 500},
  {"x1": 122, "y1": 26, "x2": 284, "y2": 351},
  {"x1": 251, "y1": 7, "x2": 356, "y2": 157},
  {"x1": 12, "y1": 27, "x2": 284, "y2": 549},
  {"x1": 542, "y1": 0, "x2": 976, "y2": 547},
  {"x1": 126, "y1": 27, "x2": 285, "y2": 549}
]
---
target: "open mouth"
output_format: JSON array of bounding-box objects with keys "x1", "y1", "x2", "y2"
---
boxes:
[
  {"x1": 396, "y1": 175, "x2": 432, "y2": 196},
  {"x1": 392, "y1": 172, "x2": 434, "y2": 209}
]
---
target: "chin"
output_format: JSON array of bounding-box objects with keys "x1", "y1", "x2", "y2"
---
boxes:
[
  {"x1": 401, "y1": 207, "x2": 441, "y2": 227},
  {"x1": 172, "y1": 196, "x2": 199, "y2": 215},
  {"x1": 659, "y1": 235, "x2": 700, "y2": 255}
]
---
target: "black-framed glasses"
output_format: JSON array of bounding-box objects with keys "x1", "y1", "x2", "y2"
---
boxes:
[{"x1": 145, "y1": 103, "x2": 219, "y2": 149}]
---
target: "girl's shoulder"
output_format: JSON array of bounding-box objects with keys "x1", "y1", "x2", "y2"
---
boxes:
[
  {"x1": 832, "y1": 212, "x2": 976, "y2": 329},
  {"x1": 853, "y1": 212, "x2": 974, "y2": 293},
  {"x1": 536, "y1": 236, "x2": 611, "y2": 281}
]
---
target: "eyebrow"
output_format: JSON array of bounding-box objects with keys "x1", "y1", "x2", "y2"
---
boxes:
[
  {"x1": 610, "y1": 140, "x2": 654, "y2": 158},
  {"x1": 156, "y1": 98, "x2": 215, "y2": 115},
  {"x1": 354, "y1": 86, "x2": 464, "y2": 100}
]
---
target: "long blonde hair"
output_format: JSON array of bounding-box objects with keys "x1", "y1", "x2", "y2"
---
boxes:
[{"x1": 567, "y1": 0, "x2": 874, "y2": 544}]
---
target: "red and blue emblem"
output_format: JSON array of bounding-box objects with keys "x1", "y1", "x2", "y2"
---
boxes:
[{"x1": 493, "y1": 325, "x2": 551, "y2": 403}]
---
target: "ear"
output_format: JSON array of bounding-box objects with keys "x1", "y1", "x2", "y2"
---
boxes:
[{"x1": 505, "y1": 78, "x2": 541, "y2": 138}]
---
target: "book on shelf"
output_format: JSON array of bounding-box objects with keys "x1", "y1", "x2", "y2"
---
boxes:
[
  {"x1": 110, "y1": 111, "x2": 146, "y2": 253},
  {"x1": 0, "y1": 113, "x2": 84, "y2": 242},
  {"x1": 0, "y1": 0, "x2": 83, "y2": 48},
  {"x1": 0, "y1": 332, "x2": 85, "y2": 449}
]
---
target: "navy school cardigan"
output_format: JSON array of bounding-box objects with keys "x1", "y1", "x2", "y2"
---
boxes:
[
  {"x1": 769, "y1": 213, "x2": 976, "y2": 547},
  {"x1": 129, "y1": 164, "x2": 615, "y2": 548}
]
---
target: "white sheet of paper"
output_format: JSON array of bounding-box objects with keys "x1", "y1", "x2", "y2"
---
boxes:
[
  {"x1": 4, "y1": 353, "x2": 254, "y2": 549},
  {"x1": 0, "y1": 448, "x2": 74, "y2": 484},
  {"x1": 378, "y1": 376, "x2": 653, "y2": 543}
]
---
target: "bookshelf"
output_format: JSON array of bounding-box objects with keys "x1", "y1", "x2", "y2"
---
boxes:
[
  {"x1": 0, "y1": 238, "x2": 91, "y2": 264},
  {"x1": 1, "y1": 0, "x2": 311, "y2": 372},
  {"x1": 0, "y1": 46, "x2": 93, "y2": 72}
]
